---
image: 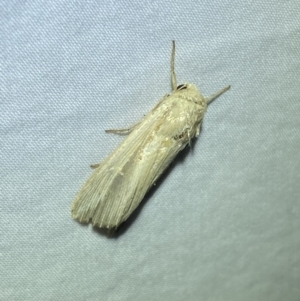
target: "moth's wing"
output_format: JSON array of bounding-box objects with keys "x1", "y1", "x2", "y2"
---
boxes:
[
  {"x1": 71, "y1": 102, "x2": 167, "y2": 228},
  {"x1": 71, "y1": 130, "x2": 184, "y2": 229},
  {"x1": 118, "y1": 133, "x2": 185, "y2": 215},
  {"x1": 72, "y1": 91, "x2": 202, "y2": 229}
]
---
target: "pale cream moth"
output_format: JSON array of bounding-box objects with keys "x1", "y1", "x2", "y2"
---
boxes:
[{"x1": 71, "y1": 41, "x2": 230, "y2": 229}]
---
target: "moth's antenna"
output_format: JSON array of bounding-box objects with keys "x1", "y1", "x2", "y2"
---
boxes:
[
  {"x1": 206, "y1": 85, "x2": 230, "y2": 104},
  {"x1": 171, "y1": 41, "x2": 177, "y2": 91}
]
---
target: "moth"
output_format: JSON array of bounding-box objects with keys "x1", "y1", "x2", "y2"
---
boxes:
[{"x1": 71, "y1": 41, "x2": 230, "y2": 229}]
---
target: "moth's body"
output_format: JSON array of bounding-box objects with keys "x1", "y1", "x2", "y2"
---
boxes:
[{"x1": 71, "y1": 42, "x2": 230, "y2": 229}]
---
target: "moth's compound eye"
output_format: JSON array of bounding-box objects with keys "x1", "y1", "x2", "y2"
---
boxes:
[{"x1": 177, "y1": 84, "x2": 187, "y2": 90}]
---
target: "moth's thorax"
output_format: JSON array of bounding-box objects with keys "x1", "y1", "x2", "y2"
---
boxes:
[{"x1": 147, "y1": 82, "x2": 207, "y2": 143}]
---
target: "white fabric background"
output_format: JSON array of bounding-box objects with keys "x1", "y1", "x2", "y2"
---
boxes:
[{"x1": 1, "y1": 1, "x2": 300, "y2": 300}]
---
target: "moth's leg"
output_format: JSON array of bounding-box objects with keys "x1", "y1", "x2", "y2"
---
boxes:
[
  {"x1": 206, "y1": 85, "x2": 230, "y2": 104},
  {"x1": 91, "y1": 121, "x2": 141, "y2": 169},
  {"x1": 91, "y1": 122, "x2": 139, "y2": 169},
  {"x1": 171, "y1": 40, "x2": 177, "y2": 92},
  {"x1": 105, "y1": 120, "x2": 141, "y2": 135},
  {"x1": 90, "y1": 163, "x2": 100, "y2": 169}
]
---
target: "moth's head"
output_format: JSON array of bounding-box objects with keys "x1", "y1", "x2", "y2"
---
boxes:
[
  {"x1": 177, "y1": 84, "x2": 230, "y2": 106},
  {"x1": 176, "y1": 83, "x2": 198, "y2": 92},
  {"x1": 175, "y1": 83, "x2": 205, "y2": 105}
]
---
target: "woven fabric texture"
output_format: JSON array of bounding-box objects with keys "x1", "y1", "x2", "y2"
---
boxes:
[{"x1": 1, "y1": 1, "x2": 300, "y2": 300}]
